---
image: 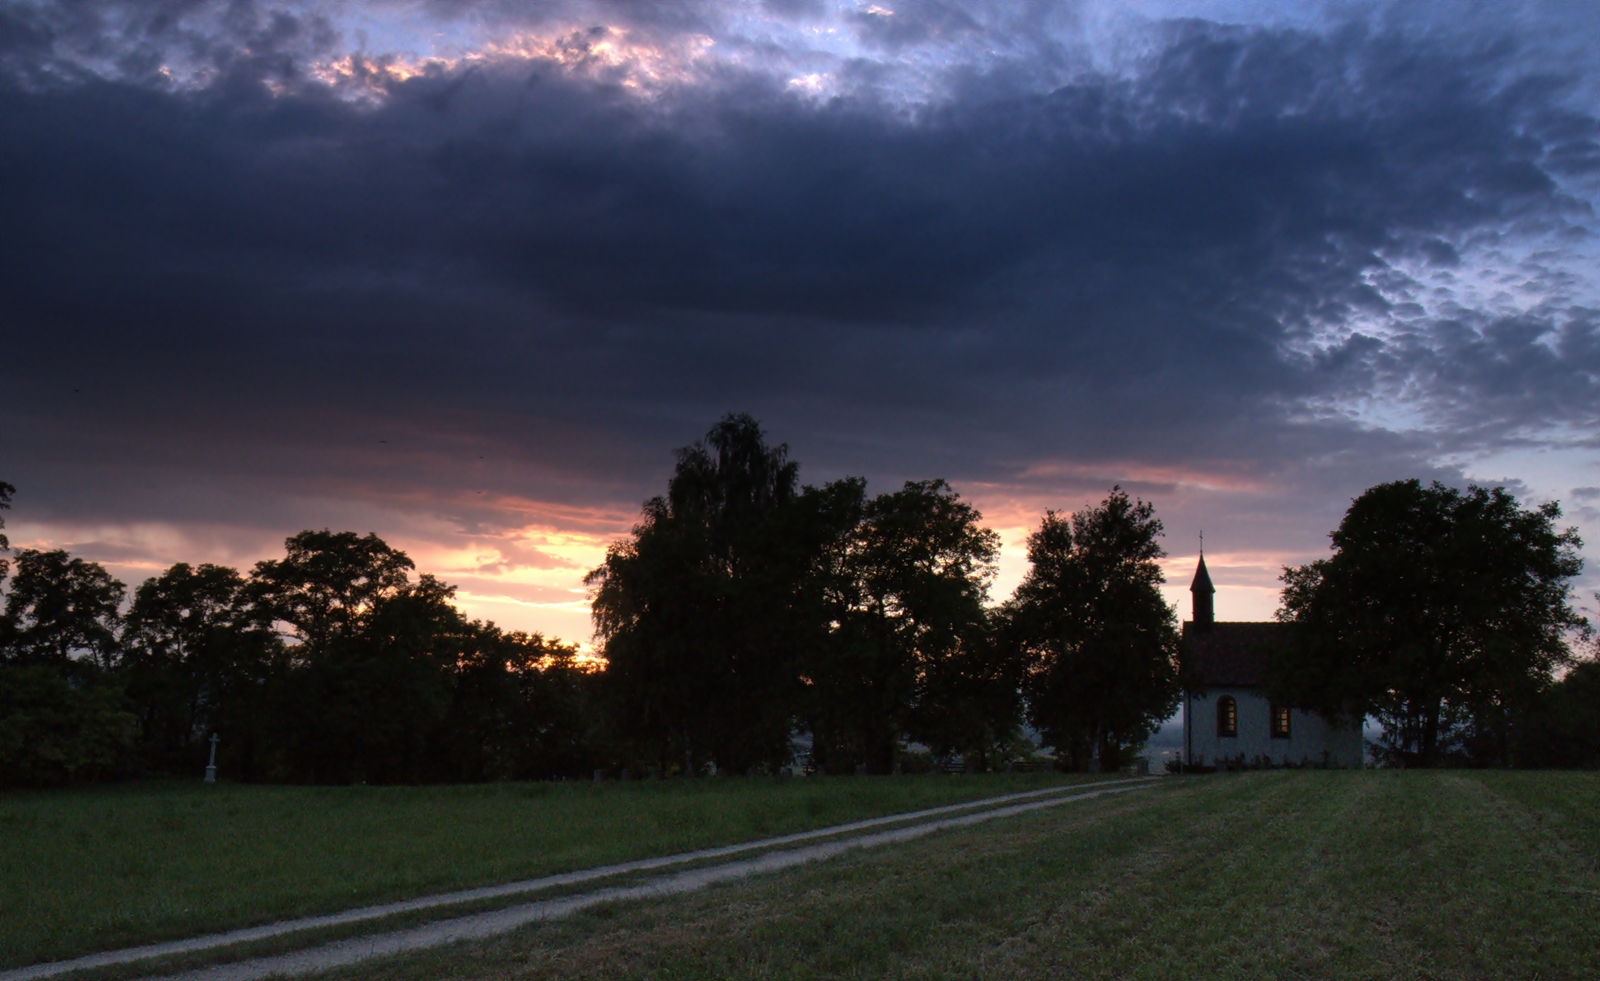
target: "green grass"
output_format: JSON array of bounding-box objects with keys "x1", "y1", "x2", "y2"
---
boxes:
[
  {"x1": 323, "y1": 771, "x2": 1600, "y2": 981},
  {"x1": 0, "y1": 772, "x2": 1092, "y2": 969}
]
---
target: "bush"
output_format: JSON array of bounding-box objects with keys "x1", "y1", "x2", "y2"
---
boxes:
[{"x1": 0, "y1": 665, "x2": 137, "y2": 787}]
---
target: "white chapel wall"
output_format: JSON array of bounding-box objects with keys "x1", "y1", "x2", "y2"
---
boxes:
[{"x1": 1185, "y1": 688, "x2": 1363, "y2": 767}]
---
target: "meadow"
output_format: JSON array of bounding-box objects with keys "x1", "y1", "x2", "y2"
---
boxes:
[
  {"x1": 331, "y1": 770, "x2": 1600, "y2": 981},
  {"x1": 0, "y1": 772, "x2": 1089, "y2": 970},
  {"x1": 10, "y1": 771, "x2": 1600, "y2": 980}
]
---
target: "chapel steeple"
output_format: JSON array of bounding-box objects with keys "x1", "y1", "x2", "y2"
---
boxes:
[{"x1": 1190, "y1": 541, "x2": 1215, "y2": 628}]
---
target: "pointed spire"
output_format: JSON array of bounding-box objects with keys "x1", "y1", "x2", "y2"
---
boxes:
[{"x1": 1190, "y1": 543, "x2": 1215, "y2": 627}]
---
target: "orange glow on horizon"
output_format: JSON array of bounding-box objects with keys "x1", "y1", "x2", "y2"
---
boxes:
[
  {"x1": 11, "y1": 472, "x2": 1322, "y2": 652},
  {"x1": 999, "y1": 459, "x2": 1275, "y2": 495}
]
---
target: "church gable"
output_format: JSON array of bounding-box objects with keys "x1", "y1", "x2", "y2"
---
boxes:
[{"x1": 1182, "y1": 621, "x2": 1287, "y2": 689}]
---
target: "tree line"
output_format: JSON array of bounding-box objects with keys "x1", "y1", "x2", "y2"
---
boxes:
[
  {"x1": 0, "y1": 514, "x2": 596, "y2": 787},
  {"x1": 586, "y1": 415, "x2": 1179, "y2": 778},
  {"x1": 2, "y1": 416, "x2": 1596, "y2": 786},
  {"x1": 0, "y1": 417, "x2": 1182, "y2": 786}
]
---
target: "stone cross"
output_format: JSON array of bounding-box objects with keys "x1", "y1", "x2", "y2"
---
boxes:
[{"x1": 204, "y1": 732, "x2": 219, "y2": 784}]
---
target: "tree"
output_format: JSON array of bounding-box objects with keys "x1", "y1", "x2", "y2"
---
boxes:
[
  {"x1": 250, "y1": 530, "x2": 415, "y2": 660},
  {"x1": 808, "y1": 479, "x2": 1004, "y2": 773},
  {"x1": 250, "y1": 532, "x2": 466, "y2": 783},
  {"x1": 591, "y1": 420, "x2": 1016, "y2": 776},
  {"x1": 1531, "y1": 657, "x2": 1600, "y2": 768},
  {"x1": 1275, "y1": 480, "x2": 1586, "y2": 767},
  {"x1": 0, "y1": 516, "x2": 604, "y2": 785},
  {"x1": 1004, "y1": 488, "x2": 1180, "y2": 771},
  {"x1": 0, "y1": 549, "x2": 126, "y2": 671},
  {"x1": 440, "y1": 626, "x2": 601, "y2": 781},
  {"x1": 306, "y1": 573, "x2": 467, "y2": 783},
  {"x1": 0, "y1": 543, "x2": 135, "y2": 785},
  {"x1": 0, "y1": 480, "x2": 13, "y2": 585},
  {"x1": 588, "y1": 414, "x2": 816, "y2": 774},
  {"x1": 121, "y1": 563, "x2": 283, "y2": 774},
  {"x1": 0, "y1": 664, "x2": 136, "y2": 787}
]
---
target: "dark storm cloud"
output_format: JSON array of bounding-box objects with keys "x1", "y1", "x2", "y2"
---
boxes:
[
  {"x1": 0, "y1": 0, "x2": 1597, "y2": 537},
  {"x1": 0, "y1": 0, "x2": 341, "y2": 89}
]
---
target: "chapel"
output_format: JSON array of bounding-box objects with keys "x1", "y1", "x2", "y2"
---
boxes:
[{"x1": 1180, "y1": 553, "x2": 1364, "y2": 768}]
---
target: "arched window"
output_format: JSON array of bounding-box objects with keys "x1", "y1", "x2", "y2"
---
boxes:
[
  {"x1": 1270, "y1": 704, "x2": 1291, "y2": 739},
  {"x1": 1216, "y1": 696, "x2": 1237, "y2": 738}
]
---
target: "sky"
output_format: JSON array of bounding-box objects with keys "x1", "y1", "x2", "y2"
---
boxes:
[{"x1": 2, "y1": 0, "x2": 1599, "y2": 649}]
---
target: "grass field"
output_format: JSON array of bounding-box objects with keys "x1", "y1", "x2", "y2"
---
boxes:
[
  {"x1": 0, "y1": 773, "x2": 1092, "y2": 970},
  {"x1": 319, "y1": 771, "x2": 1600, "y2": 981},
  {"x1": 10, "y1": 772, "x2": 1600, "y2": 980}
]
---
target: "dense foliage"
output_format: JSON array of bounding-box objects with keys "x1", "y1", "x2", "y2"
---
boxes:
[
  {"x1": 0, "y1": 527, "x2": 597, "y2": 787},
  {"x1": 804, "y1": 477, "x2": 1006, "y2": 773},
  {"x1": 1002, "y1": 489, "x2": 1180, "y2": 771},
  {"x1": 587, "y1": 415, "x2": 821, "y2": 775},
  {"x1": 588, "y1": 416, "x2": 1010, "y2": 775},
  {"x1": 1274, "y1": 480, "x2": 1591, "y2": 767}
]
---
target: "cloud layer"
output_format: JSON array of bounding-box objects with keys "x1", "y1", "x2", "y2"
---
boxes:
[{"x1": 3, "y1": 0, "x2": 1598, "y2": 636}]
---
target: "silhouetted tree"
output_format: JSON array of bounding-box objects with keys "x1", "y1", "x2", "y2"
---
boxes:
[
  {"x1": 1004, "y1": 488, "x2": 1180, "y2": 771},
  {"x1": 0, "y1": 549, "x2": 125, "y2": 672},
  {"x1": 1275, "y1": 480, "x2": 1586, "y2": 767},
  {"x1": 0, "y1": 539, "x2": 136, "y2": 786},
  {"x1": 441, "y1": 627, "x2": 601, "y2": 781},
  {"x1": 808, "y1": 479, "x2": 1004, "y2": 773},
  {"x1": 250, "y1": 530, "x2": 415, "y2": 659},
  {"x1": 0, "y1": 480, "x2": 13, "y2": 585},
  {"x1": 228, "y1": 528, "x2": 601, "y2": 784},
  {"x1": 0, "y1": 501, "x2": 607, "y2": 784},
  {"x1": 588, "y1": 414, "x2": 816, "y2": 774},
  {"x1": 121, "y1": 563, "x2": 284, "y2": 775},
  {"x1": 1532, "y1": 658, "x2": 1600, "y2": 768},
  {"x1": 250, "y1": 532, "x2": 461, "y2": 783}
]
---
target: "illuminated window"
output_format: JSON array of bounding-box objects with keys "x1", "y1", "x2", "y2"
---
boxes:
[
  {"x1": 1217, "y1": 696, "x2": 1237, "y2": 738},
  {"x1": 1270, "y1": 705, "x2": 1291, "y2": 739}
]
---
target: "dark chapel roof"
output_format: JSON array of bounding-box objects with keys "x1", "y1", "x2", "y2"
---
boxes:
[{"x1": 1181, "y1": 620, "x2": 1290, "y2": 688}]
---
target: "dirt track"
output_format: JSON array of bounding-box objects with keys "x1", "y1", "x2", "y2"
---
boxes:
[{"x1": 1, "y1": 778, "x2": 1157, "y2": 981}]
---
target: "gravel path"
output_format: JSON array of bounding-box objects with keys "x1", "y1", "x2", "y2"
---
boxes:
[{"x1": 2, "y1": 777, "x2": 1157, "y2": 981}]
